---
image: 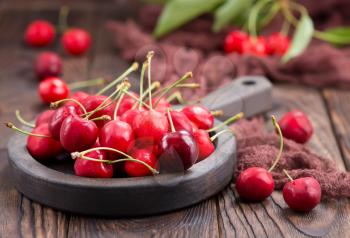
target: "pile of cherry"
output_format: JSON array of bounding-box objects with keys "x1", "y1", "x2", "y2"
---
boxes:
[{"x1": 224, "y1": 30, "x2": 290, "y2": 56}]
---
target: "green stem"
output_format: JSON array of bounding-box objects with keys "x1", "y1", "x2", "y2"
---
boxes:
[
  {"x1": 268, "y1": 115, "x2": 284, "y2": 172},
  {"x1": 124, "y1": 90, "x2": 151, "y2": 109},
  {"x1": 68, "y1": 77, "x2": 105, "y2": 90},
  {"x1": 139, "y1": 61, "x2": 148, "y2": 109},
  {"x1": 167, "y1": 109, "x2": 176, "y2": 132},
  {"x1": 58, "y1": 5, "x2": 69, "y2": 33},
  {"x1": 5, "y1": 122, "x2": 50, "y2": 138},
  {"x1": 15, "y1": 110, "x2": 35, "y2": 128},
  {"x1": 50, "y1": 98, "x2": 87, "y2": 115},
  {"x1": 90, "y1": 115, "x2": 111, "y2": 122},
  {"x1": 207, "y1": 112, "x2": 244, "y2": 133},
  {"x1": 210, "y1": 129, "x2": 234, "y2": 142},
  {"x1": 132, "y1": 81, "x2": 161, "y2": 110},
  {"x1": 147, "y1": 51, "x2": 154, "y2": 109},
  {"x1": 114, "y1": 91, "x2": 126, "y2": 120},
  {"x1": 283, "y1": 169, "x2": 294, "y2": 181}
]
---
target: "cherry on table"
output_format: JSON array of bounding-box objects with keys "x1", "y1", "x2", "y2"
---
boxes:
[
  {"x1": 62, "y1": 28, "x2": 91, "y2": 56},
  {"x1": 224, "y1": 30, "x2": 249, "y2": 54},
  {"x1": 24, "y1": 20, "x2": 55, "y2": 47},
  {"x1": 74, "y1": 150, "x2": 113, "y2": 178},
  {"x1": 125, "y1": 149, "x2": 158, "y2": 177},
  {"x1": 35, "y1": 51, "x2": 62, "y2": 80},
  {"x1": 282, "y1": 170, "x2": 321, "y2": 212},
  {"x1": 181, "y1": 105, "x2": 214, "y2": 130},
  {"x1": 35, "y1": 109, "x2": 55, "y2": 126},
  {"x1": 38, "y1": 77, "x2": 70, "y2": 104},
  {"x1": 278, "y1": 110, "x2": 313, "y2": 144}
]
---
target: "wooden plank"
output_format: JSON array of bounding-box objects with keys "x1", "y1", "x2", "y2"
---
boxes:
[
  {"x1": 217, "y1": 85, "x2": 350, "y2": 237},
  {"x1": 323, "y1": 89, "x2": 350, "y2": 170}
]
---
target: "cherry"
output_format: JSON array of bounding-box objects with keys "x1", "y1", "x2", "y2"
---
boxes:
[
  {"x1": 99, "y1": 120, "x2": 134, "y2": 157},
  {"x1": 35, "y1": 51, "x2": 62, "y2": 80},
  {"x1": 120, "y1": 108, "x2": 145, "y2": 127},
  {"x1": 282, "y1": 170, "x2": 321, "y2": 212},
  {"x1": 125, "y1": 149, "x2": 158, "y2": 177},
  {"x1": 168, "y1": 110, "x2": 194, "y2": 134},
  {"x1": 64, "y1": 91, "x2": 90, "y2": 108},
  {"x1": 245, "y1": 37, "x2": 268, "y2": 56},
  {"x1": 74, "y1": 150, "x2": 113, "y2": 178},
  {"x1": 116, "y1": 92, "x2": 139, "y2": 116},
  {"x1": 278, "y1": 110, "x2": 313, "y2": 144},
  {"x1": 62, "y1": 28, "x2": 91, "y2": 56},
  {"x1": 59, "y1": 114, "x2": 99, "y2": 152},
  {"x1": 49, "y1": 105, "x2": 81, "y2": 140},
  {"x1": 24, "y1": 20, "x2": 55, "y2": 47},
  {"x1": 267, "y1": 33, "x2": 290, "y2": 56},
  {"x1": 152, "y1": 97, "x2": 171, "y2": 113},
  {"x1": 82, "y1": 95, "x2": 116, "y2": 128},
  {"x1": 193, "y1": 129, "x2": 215, "y2": 161},
  {"x1": 35, "y1": 109, "x2": 55, "y2": 126},
  {"x1": 181, "y1": 105, "x2": 214, "y2": 130},
  {"x1": 6, "y1": 122, "x2": 62, "y2": 161},
  {"x1": 224, "y1": 30, "x2": 249, "y2": 54},
  {"x1": 236, "y1": 116, "x2": 283, "y2": 202},
  {"x1": 133, "y1": 110, "x2": 169, "y2": 145},
  {"x1": 38, "y1": 77, "x2": 70, "y2": 104}
]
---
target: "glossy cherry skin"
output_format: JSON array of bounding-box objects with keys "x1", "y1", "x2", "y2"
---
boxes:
[
  {"x1": 64, "y1": 91, "x2": 90, "y2": 108},
  {"x1": 24, "y1": 20, "x2": 55, "y2": 47},
  {"x1": 169, "y1": 111, "x2": 194, "y2": 134},
  {"x1": 283, "y1": 177, "x2": 321, "y2": 212},
  {"x1": 236, "y1": 167, "x2": 274, "y2": 202},
  {"x1": 120, "y1": 108, "x2": 145, "y2": 127},
  {"x1": 35, "y1": 51, "x2": 62, "y2": 79},
  {"x1": 181, "y1": 105, "x2": 214, "y2": 130},
  {"x1": 62, "y1": 28, "x2": 91, "y2": 56},
  {"x1": 38, "y1": 77, "x2": 70, "y2": 104},
  {"x1": 99, "y1": 120, "x2": 135, "y2": 156},
  {"x1": 158, "y1": 130, "x2": 199, "y2": 172},
  {"x1": 35, "y1": 109, "x2": 55, "y2": 126},
  {"x1": 267, "y1": 33, "x2": 290, "y2": 56},
  {"x1": 245, "y1": 37, "x2": 268, "y2": 56},
  {"x1": 152, "y1": 97, "x2": 171, "y2": 113},
  {"x1": 224, "y1": 30, "x2": 249, "y2": 54},
  {"x1": 133, "y1": 110, "x2": 169, "y2": 145},
  {"x1": 49, "y1": 105, "x2": 81, "y2": 140},
  {"x1": 116, "y1": 92, "x2": 139, "y2": 116},
  {"x1": 74, "y1": 150, "x2": 113, "y2": 178},
  {"x1": 26, "y1": 123, "x2": 63, "y2": 161},
  {"x1": 278, "y1": 110, "x2": 313, "y2": 144},
  {"x1": 125, "y1": 149, "x2": 158, "y2": 177},
  {"x1": 60, "y1": 114, "x2": 98, "y2": 152},
  {"x1": 81, "y1": 95, "x2": 115, "y2": 128},
  {"x1": 193, "y1": 129, "x2": 215, "y2": 161}
]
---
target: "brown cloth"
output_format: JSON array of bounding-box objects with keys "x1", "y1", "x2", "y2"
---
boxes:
[{"x1": 231, "y1": 118, "x2": 350, "y2": 199}]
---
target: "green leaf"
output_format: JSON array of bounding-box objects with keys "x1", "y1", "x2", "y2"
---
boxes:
[
  {"x1": 282, "y1": 13, "x2": 314, "y2": 63},
  {"x1": 212, "y1": 0, "x2": 253, "y2": 32},
  {"x1": 153, "y1": 0, "x2": 224, "y2": 38},
  {"x1": 316, "y1": 27, "x2": 350, "y2": 46}
]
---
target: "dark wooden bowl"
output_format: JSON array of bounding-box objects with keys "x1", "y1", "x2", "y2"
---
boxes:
[{"x1": 7, "y1": 121, "x2": 235, "y2": 217}]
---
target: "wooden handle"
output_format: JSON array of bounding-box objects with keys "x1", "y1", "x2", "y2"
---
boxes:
[{"x1": 201, "y1": 76, "x2": 272, "y2": 120}]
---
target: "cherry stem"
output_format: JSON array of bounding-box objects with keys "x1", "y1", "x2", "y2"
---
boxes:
[
  {"x1": 123, "y1": 90, "x2": 151, "y2": 109},
  {"x1": 71, "y1": 147, "x2": 159, "y2": 174},
  {"x1": 166, "y1": 109, "x2": 176, "y2": 133},
  {"x1": 146, "y1": 51, "x2": 154, "y2": 109},
  {"x1": 207, "y1": 112, "x2": 244, "y2": 133},
  {"x1": 96, "y1": 62, "x2": 138, "y2": 95},
  {"x1": 50, "y1": 98, "x2": 87, "y2": 115},
  {"x1": 132, "y1": 81, "x2": 161, "y2": 110},
  {"x1": 139, "y1": 61, "x2": 148, "y2": 109},
  {"x1": 58, "y1": 5, "x2": 69, "y2": 33},
  {"x1": 210, "y1": 129, "x2": 234, "y2": 142},
  {"x1": 113, "y1": 82, "x2": 131, "y2": 120},
  {"x1": 15, "y1": 110, "x2": 35, "y2": 128},
  {"x1": 151, "y1": 82, "x2": 199, "y2": 99},
  {"x1": 5, "y1": 122, "x2": 50, "y2": 138},
  {"x1": 268, "y1": 115, "x2": 284, "y2": 172},
  {"x1": 68, "y1": 77, "x2": 105, "y2": 90},
  {"x1": 90, "y1": 115, "x2": 111, "y2": 122},
  {"x1": 283, "y1": 169, "x2": 294, "y2": 182},
  {"x1": 211, "y1": 110, "x2": 224, "y2": 117},
  {"x1": 167, "y1": 91, "x2": 184, "y2": 104},
  {"x1": 153, "y1": 72, "x2": 193, "y2": 107}
]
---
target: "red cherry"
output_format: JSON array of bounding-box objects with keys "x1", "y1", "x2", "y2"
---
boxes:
[
  {"x1": 81, "y1": 95, "x2": 115, "y2": 128},
  {"x1": 224, "y1": 30, "x2": 249, "y2": 54},
  {"x1": 35, "y1": 52, "x2": 62, "y2": 80},
  {"x1": 62, "y1": 28, "x2": 91, "y2": 56},
  {"x1": 60, "y1": 114, "x2": 98, "y2": 152},
  {"x1": 64, "y1": 91, "x2": 90, "y2": 108},
  {"x1": 120, "y1": 108, "x2": 145, "y2": 127},
  {"x1": 158, "y1": 130, "x2": 199, "y2": 172},
  {"x1": 35, "y1": 109, "x2": 55, "y2": 126},
  {"x1": 168, "y1": 110, "x2": 194, "y2": 134},
  {"x1": 152, "y1": 97, "x2": 171, "y2": 113},
  {"x1": 74, "y1": 150, "x2": 113, "y2": 178},
  {"x1": 278, "y1": 110, "x2": 313, "y2": 144},
  {"x1": 99, "y1": 120, "x2": 135, "y2": 157},
  {"x1": 245, "y1": 37, "x2": 268, "y2": 56},
  {"x1": 26, "y1": 123, "x2": 63, "y2": 161},
  {"x1": 235, "y1": 167, "x2": 274, "y2": 201},
  {"x1": 49, "y1": 105, "x2": 81, "y2": 140},
  {"x1": 181, "y1": 105, "x2": 214, "y2": 130},
  {"x1": 125, "y1": 149, "x2": 158, "y2": 177},
  {"x1": 283, "y1": 177, "x2": 321, "y2": 212},
  {"x1": 24, "y1": 20, "x2": 55, "y2": 47},
  {"x1": 116, "y1": 92, "x2": 139, "y2": 116},
  {"x1": 133, "y1": 110, "x2": 169, "y2": 145},
  {"x1": 38, "y1": 77, "x2": 70, "y2": 104},
  {"x1": 267, "y1": 33, "x2": 290, "y2": 56},
  {"x1": 193, "y1": 129, "x2": 215, "y2": 161}
]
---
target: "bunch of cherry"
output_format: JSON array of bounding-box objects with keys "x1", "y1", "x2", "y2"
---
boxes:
[
  {"x1": 224, "y1": 30, "x2": 290, "y2": 57},
  {"x1": 7, "y1": 52, "x2": 244, "y2": 181}
]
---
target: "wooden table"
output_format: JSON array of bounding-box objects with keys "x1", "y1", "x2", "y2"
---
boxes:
[{"x1": 0, "y1": 1, "x2": 349, "y2": 237}]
